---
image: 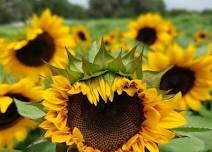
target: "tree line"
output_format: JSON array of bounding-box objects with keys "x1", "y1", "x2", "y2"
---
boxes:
[{"x1": 0, "y1": 0, "x2": 211, "y2": 24}]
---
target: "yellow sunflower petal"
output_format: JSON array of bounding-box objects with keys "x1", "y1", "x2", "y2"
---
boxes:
[
  {"x1": 185, "y1": 96, "x2": 201, "y2": 111},
  {"x1": 158, "y1": 111, "x2": 186, "y2": 128},
  {"x1": 144, "y1": 141, "x2": 159, "y2": 152},
  {"x1": 0, "y1": 96, "x2": 13, "y2": 113}
]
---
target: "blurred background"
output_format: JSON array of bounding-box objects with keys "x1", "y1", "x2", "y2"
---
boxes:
[
  {"x1": 0, "y1": 0, "x2": 212, "y2": 22},
  {"x1": 0, "y1": 0, "x2": 212, "y2": 41},
  {"x1": 0, "y1": 0, "x2": 212, "y2": 43}
]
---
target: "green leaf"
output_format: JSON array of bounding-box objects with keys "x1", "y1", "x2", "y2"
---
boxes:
[
  {"x1": 24, "y1": 140, "x2": 56, "y2": 152},
  {"x1": 134, "y1": 67, "x2": 143, "y2": 80},
  {"x1": 122, "y1": 45, "x2": 137, "y2": 64},
  {"x1": 103, "y1": 72, "x2": 116, "y2": 86},
  {"x1": 65, "y1": 48, "x2": 82, "y2": 72},
  {"x1": 93, "y1": 40, "x2": 114, "y2": 69},
  {"x1": 66, "y1": 69, "x2": 84, "y2": 84},
  {"x1": 199, "y1": 106, "x2": 212, "y2": 118},
  {"x1": 87, "y1": 41, "x2": 100, "y2": 63},
  {"x1": 56, "y1": 143, "x2": 67, "y2": 152},
  {"x1": 14, "y1": 99, "x2": 45, "y2": 119},
  {"x1": 172, "y1": 127, "x2": 212, "y2": 133},
  {"x1": 42, "y1": 76, "x2": 53, "y2": 89},
  {"x1": 142, "y1": 66, "x2": 172, "y2": 88},
  {"x1": 126, "y1": 51, "x2": 143, "y2": 78},
  {"x1": 82, "y1": 57, "x2": 102, "y2": 76},
  {"x1": 159, "y1": 135, "x2": 205, "y2": 152},
  {"x1": 177, "y1": 111, "x2": 212, "y2": 151},
  {"x1": 15, "y1": 128, "x2": 43, "y2": 150},
  {"x1": 137, "y1": 42, "x2": 154, "y2": 53},
  {"x1": 108, "y1": 51, "x2": 126, "y2": 73},
  {"x1": 47, "y1": 64, "x2": 68, "y2": 78},
  {"x1": 80, "y1": 70, "x2": 108, "y2": 81},
  {"x1": 67, "y1": 145, "x2": 79, "y2": 152},
  {"x1": 185, "y1": 112, "x2": 212, "y2": 129},
  {"x1": 191, "y1": 131, "x2": 212, "y2": 151}
]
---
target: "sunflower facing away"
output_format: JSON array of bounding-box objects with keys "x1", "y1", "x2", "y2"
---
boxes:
[
  {"x1": 0, "y1": 78, "x2": 43, "y2": 148},
  {"x1": 1, "y1": 9, "x2": 75, "y2": 76},
  {"x1": 70, "y1": 25, "x2": 92, "y2": 50},
  {"x1": 125, "y1": 13, "x2": 173, "y2": 51},
  {"x1": 145, "y1": 44, "x2": 212, "y2": 111},
  {"x1": 40, "y1": 43, "x2": 185, "y2": 152}
]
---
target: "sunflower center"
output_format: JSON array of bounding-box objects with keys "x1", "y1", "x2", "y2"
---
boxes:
[
  {"x1": 199, "y1": 33, "x2": 206, "y2": 38},
  {"x1": 136, "y1": 27, "x2": 157, "y2": 45},
  {"x1": 15, "y1": 32, "x2": 55, "y2": 67},
  {"x1": 67, "y1": 92, "x2": 144, "y2": 152},
  {"x1": 78, "y1": 31, "x2": 86, "y2": 41},
  {"x1": 160, "y1": 66, "x2": 195, "y2": 95},
  {"x1": 0, "y1": 93, "x2": 30, "y2": 129}
]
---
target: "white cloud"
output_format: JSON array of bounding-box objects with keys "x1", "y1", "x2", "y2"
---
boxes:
[
  {"x1": 164, "y1": 0, "x2": 212, "y2": 11},
  {"x1": 68, "y1": 0, "x2": 88, "y2": 8}
]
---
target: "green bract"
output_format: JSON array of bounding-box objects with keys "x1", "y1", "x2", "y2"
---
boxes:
[{"x1": 47, "y1": 41, "x2": 143, "y2": 85}]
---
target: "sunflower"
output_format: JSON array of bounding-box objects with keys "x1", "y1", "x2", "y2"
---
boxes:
[
  {"x1": 209, "y1": 42, "x2": 212, "y2": 55},
  {"x1": 101, "y1": 31, "x2": 127, "y2": 52},
  {"x1": 0, "y1": 78, "x2": 43, "y2": 148},
  {"x1": 40, "y1": 44, "x2": 185, "y2": 152},
  {"x1": 0, "y1": 38, "x2": 5, "y2": 54},
  {"x1": 0, "y1": 38, "x2": 4, "y2": 44},
  {"x1": 70, "y1": 25, "x2": 92, "y2": 50},
  {"x1": 102, "y1": 31, "x2": 117, "y2": 46},
  {"x1": 194, "y1": 31, "x2": 209, "y2": 44},
  {"x1": 145, "y1": 43, "x2": 212, "y2": 111},
  {"x1": 125, "y1": 13, "x2": 173, "y2": 51},
  {"x1": 1, "y1": 9, "x2": 75, "y2": 76},
  {"x1": 165, "y1": 21, "x2": 178, "y2": 38},
  {"x1": 0, "y1": 38, "x2": 6, "y2": 51}
]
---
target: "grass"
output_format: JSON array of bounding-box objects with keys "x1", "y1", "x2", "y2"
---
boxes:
[{"x1": 0, "y1": 14, "x2": 212, "y2": 41}]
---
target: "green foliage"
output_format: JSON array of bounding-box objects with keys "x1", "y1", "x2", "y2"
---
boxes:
[
  {"x1": 167, "y1": 9, "x2": 199, "y2": 16},
  {"x1": 30, "y1": 0, "x2": 88, "y2": 19},
  {"x1": 0, "y1": 0, "x2": 33, "y2": 23},
  {"x1": 159, "y1": 108, "x2": 212, "y2": 152},
  {"x1": 103, "y1": 73, "x2": 116, "y2": 86},
  {"x1": 82, "y1": 57, "x2": 103, "y2": 76},
  {"x1": 14, "y1": 99, "x2": 45, "y2": 119},
  {"x1": 201, "y1": 9, "x2": 212, "y2": 15},
  {"x1": 107, "y1": 51, "x2": 126, "y2": 73},
  {"x1": 0, "y1": 0, "x2": 212, "y2": 23},
  {"x1": 24, "y1": 140, "x2": 55, "y2": 152},
  {"x1": 142, "y1": 67, "x2": 171, "y2": 88},
  {"x1": 173, "y1": 127, "x2": 212, "y2": 133},
  {"x1": 88, "y1": 0, "x2": 166, "y2": 18},
  {"x1": 159, "y1": 136, "x2": 205, "y2": 152},
  {"x1": 170, "y1": 14, "x2": 212, "y2": 40},
  {"x1": 93, "y1": 42, "x2": 114, "y2": 68},
  {"x1": 0, "y1": 0, "x2": 88, "y2": 24},
  {"x1": 47, "y1": 42, "x2": 144, "y2": 84}
]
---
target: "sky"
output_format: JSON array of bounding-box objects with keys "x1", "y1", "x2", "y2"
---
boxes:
[{"x1": 69, "y1": 0, "x2": 212, "y2": 11}]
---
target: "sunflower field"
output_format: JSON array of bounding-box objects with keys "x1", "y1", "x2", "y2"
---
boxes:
[{"x1": 0, "y1": 7, "x2": 212, "y2": 152}]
